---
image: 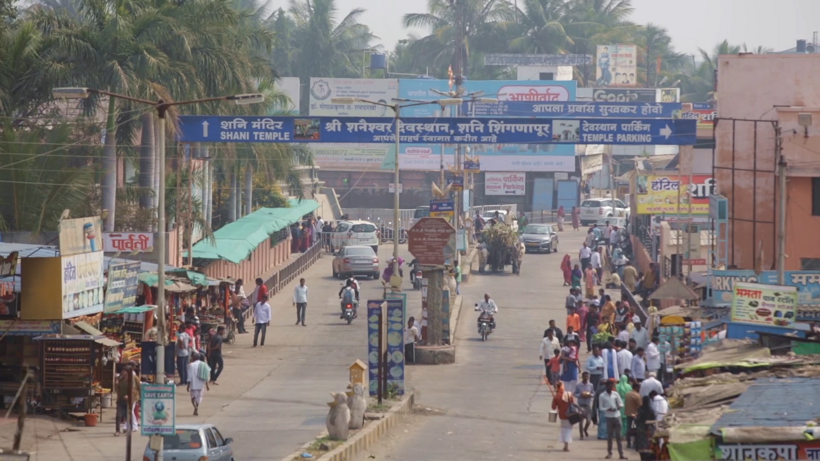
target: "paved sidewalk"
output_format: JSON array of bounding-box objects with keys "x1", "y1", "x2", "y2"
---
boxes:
[{"x1": 15, "y1": 244, "x2": 423, "y2": 461}]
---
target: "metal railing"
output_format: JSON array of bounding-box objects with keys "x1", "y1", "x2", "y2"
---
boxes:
[
  {"x1": 342, "y1": 208, "x2": 415, "y2": 227},
  {"x1": 265, "y1": 242, "x2": 323, "y2": 296},
  {"x1": 524, "y1": 209, "x2": 558, "y2": 224}
]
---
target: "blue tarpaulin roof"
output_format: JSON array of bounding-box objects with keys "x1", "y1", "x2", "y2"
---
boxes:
[
  {"x1": 188, "y1": 199, "x2": 319, "y2": 264},
  {"x1": 711, "y1": 377, "x2": 820, "y2": 434}
]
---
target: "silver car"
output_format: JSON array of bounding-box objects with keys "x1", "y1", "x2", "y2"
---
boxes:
[
  {"x1": 142, "y1": 424, "x2": 234, "y2": 461},
  {"x1": 332, "y1": 245, "x2": 380, "y2": 279},
  {"x1": 521, "y1": 224, "x2": 559, "y2": 253}
]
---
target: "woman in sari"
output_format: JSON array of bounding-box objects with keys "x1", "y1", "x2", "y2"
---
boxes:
[
  {"x1": 571, "y1": 264, "x2": 583, "y2": 289},
  {"x1": 571, "y1": 206, "x2": 580, "y2": 231},
  {"x1": 561, "y1": 254, "x2": 573, "y2": 286},
  {"x1": 551, "y1": 381, "x2": 575, "y2": 452},
  {"x1": 617, "y1": 375, "x2": 631, "y2": 436},
  {"x1": 560, "y1": 339, "x2": 580, "y2": 393},
  {"x1": 576, "y1": 302, "x2": 589, "y2": 342},
  {"x1": 557, "y1": 206, "x2": 565, "y2": 231},
  {"x1": 584, "y1": 266, "x2": 597, "y2": 298}
]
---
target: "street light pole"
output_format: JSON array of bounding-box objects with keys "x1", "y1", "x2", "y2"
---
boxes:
[
  {"x1": 52, "y1": 87, "x2": 264, "y2": 383},
  {"x1": 392, "y1": 104, "x2": 401, "y2": 286}
]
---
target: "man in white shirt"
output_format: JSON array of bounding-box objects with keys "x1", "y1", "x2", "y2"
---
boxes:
[
  {"x1": 646, "y1": 336, "x2": 662, "y2": 374},
  {"x1": 579, "y1": 243, "x2": 592, "y2": 272},
  {"x1": 640, "y1": 371, "x2": 663, "y2": 398},
  {"x1": 599, "y1": 379, "x2": 626, "y2": 459},
  {"x1": 253, "y1": 294, "x2": 272, "y2": 347},
  {"x1": 630, "y1": 319, "x2": 649, "y2": 350},
  {"x1": 649, "y1": 391, "x2": 669, "y2": 421},
  {"x1": 631, "y1": 347, "x2": 647, "y2": 381},
  {"x1": 616, "y1": 341, "x2": 633, "y2": 378},
  {"x1": 610, "y1": 226, "x2": 621, "y2": 248},
  {"x1": 405, "y1": 317, "x2": 420, "y2": 364},
  {"x1": 186, "y1": 352, "x2": 209, "y2": 416},
  {"x1": 176, "y1": 325, "x2": 191, "y2": 386},
  {"x1": 475, "y1": 293, "x2": 499, "y2": 334},
  {"x1": 293, "y1": 278, "x2": 309, "y2": 327},
  {"x1": 590, "y1": 247, "x2": 602, "y2": 285}
]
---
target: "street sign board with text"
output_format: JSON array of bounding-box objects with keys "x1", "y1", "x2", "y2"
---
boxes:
[{"x1": 408, "y1": 218, "x2": 456, "y2": 266}]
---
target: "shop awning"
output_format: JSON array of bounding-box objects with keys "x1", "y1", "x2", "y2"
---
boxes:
[
  {"x1": 187, "y1": 199, "x2": 319, "y2": 264},
  {"x1": 111, "y1": 305, "x2": 157, "y2": 314},
  {"x1": 73, "y1": 321, "x2": 105, "y2": 336},
  {"x1": 33, "y1": 334, "x2": 121, "y2": 346}
]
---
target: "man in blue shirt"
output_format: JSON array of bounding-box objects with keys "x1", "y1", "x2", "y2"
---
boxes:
[{"x1": 585, "y1": 345, "x2": 605, "y2": 390}]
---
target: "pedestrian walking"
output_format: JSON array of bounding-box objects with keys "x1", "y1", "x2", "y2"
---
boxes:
[
  {"x1": 571, "y1": 264, "x2": 583, "y2": 289},
  {"x1": 231, "y1": 285, "x2": 247, "y2": 334},
  {"x1": 625, "y1": 382, "x2": 642, "y2": 449},
  {"x1": 293, "y1": 278, "x2": 309, "y2": 326},
  {"x1": 599, "y1": 379, "x2": 627, "y2": 460},
  {"x1": 253, "y1": 294, "x2": 272, "y2": 347},
  {"x1": 551, "y1": 381, "x2": 575, "y2": 452},
  {"x1": 561, "y1": 254, "x2": 572, "y2": 286},
  {"x1": 636, "y1": 396, "x2": 657, "y2": 461},
  {"x1": 571, "y1": 206, "x2": 580, "y2": 231},
  {"x1": 646, "y1": 336, "x2": 662, "y2": 375},
  {"x1": 455, "y1": 264, "x2": 462, "y2": 295},
  {"x1": 404, "y1": 317, "x2": 419, "y2": 364},
  {"x1": 557, "y1": 206, "x2": 565, "y2": 231},
  {"x1": 586, "y1": 345, "x2": 604, "y2": 390},
  {"x1": 579, "y1": 242, "x2": 592, "y2": 272},
  {"x1": 114, "y1": 365, "x2": 140, "y2": 436},
  {"x1": 574, "y1": 371, "x2": 595, "y2": 439},
  {"x1": 186, "y1": 352, "x2": 210, "y2": 416},
  {"x1": 591, "y1": 247, "x2": 603, "y2": 285},
  {"x1": 207, "y1": 326, "x2": 225, "y2": 385},
  {"x1": 560, "y1": 338, "x2": 580, "y2": 393},
  {"x1": 176, "y1": 324, "x2": 191, "y2": 386},
  {"x1": 623, "y1": 261, "x2": 638, "y2": 292}
]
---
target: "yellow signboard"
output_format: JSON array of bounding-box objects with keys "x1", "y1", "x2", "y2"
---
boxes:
[{"x1": 635, "y1": 175, "x2": 715, "y2": 215}]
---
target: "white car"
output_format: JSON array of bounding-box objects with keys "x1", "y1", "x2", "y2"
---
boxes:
[
  {"x1": 331, "y1": 220, "x2": 379, "y2": 254},
  {"x1": 480, "y1": 210, "x2": 518, "y2": 232},
  {"x1": 580, "y1": 198, "x2": 629, "y2": 225}
]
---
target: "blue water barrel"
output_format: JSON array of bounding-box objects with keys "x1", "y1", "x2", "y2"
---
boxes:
[{"x1": 370, "y1": 53, "x2": 387, "y2": 70}]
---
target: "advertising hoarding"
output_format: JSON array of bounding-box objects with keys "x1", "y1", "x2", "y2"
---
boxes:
[
  {"x1": 104, "y1": 261, "x2": 141, "y2": 313},
  {"x1": 59, "y1": 216, "x2": 103, "y2": 256},
  {"x1": 731, "y1": 282, "x2": 797, "y2": 328},
  {"x1": 596, "y1": 45, "x2": 638, "y2": 87},
  {"x1": 62, "y1": 252, "x2": 106, "y2": 318},
  {"x1": 635, "y1": 175, "x2": 716, "y2": 215},
  {"x1": 484, "y1": 172, "x2": 526, "y2": 196},
  {"x1": 309, "y1": 78, "x2": 398, "y2": 116},
  {"x1": 141, "y1": 383, "x2": 176, "y2": 435}
]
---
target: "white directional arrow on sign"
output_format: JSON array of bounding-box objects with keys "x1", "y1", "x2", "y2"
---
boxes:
[
  {"x1": 660, "y1": 124, "x2": 672, "y2": 139},
  {"x1": 202, "y1": 121, "x2": 209, "y2": 138}
]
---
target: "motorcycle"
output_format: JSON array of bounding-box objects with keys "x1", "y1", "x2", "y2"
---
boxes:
[
  {"x1": 411, "y1": 269, "x2": 423, "y2": 290},
  {"x1": 475, "y1": 305, "x2": 495, "y2": 341},
  {"x1": 341, "y1": 301, "x2": 357, "y2": 325}
]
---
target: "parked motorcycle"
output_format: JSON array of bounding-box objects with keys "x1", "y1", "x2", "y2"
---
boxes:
[{"x1": 411, "y1": 269, "x2": 423, "y2": 290}]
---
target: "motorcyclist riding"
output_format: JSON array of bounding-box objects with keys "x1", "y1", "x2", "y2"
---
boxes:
[
  {"x1": 409, "y1": 258, "x2": 421, "y2": 284},
  {"x1": 475, "y1": 293, "x2": 498, "y2": 334},
  {"x1": 338, "y1": 279, "x2": 359, "y2": 319}
]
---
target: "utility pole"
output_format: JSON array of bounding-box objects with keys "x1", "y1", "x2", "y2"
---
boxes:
[{"x1": 777, "y1": 126, "x2": 786, "y2": 284}]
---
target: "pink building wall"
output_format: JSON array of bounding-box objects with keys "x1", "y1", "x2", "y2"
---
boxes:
[{"x1": 715, "y1": 55, "x2": 820, "y2": 270}]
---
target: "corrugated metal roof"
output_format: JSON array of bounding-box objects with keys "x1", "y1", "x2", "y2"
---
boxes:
[
  {"x1": 189, "y1": 199, "x2": 319, "y2": 264},
  {"x1": 711, "y1": 377, "x2": 820, "y2": 434}
]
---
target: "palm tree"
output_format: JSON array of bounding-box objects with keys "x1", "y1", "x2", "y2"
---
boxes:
[
  {"x1": 633, "y1": 23, "x2": 685, "y2": 86},
  {"x1": 509, "y1": 0, "x2": 573, "y2": 54},
  {"x1": 403, "y1": 0, "x2": 514, "y2": 78},
  {"x1": 0, "y1": 121, "x2": 97, "y2": 233}
]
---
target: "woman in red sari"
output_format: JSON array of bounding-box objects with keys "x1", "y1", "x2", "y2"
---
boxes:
[{"x1": 561, "y1": 254, "x2": 573, "y2": 286}]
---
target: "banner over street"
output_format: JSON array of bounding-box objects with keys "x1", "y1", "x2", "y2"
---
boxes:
[{"x1": 178, "y1": 116, "x2": 697, "y2": 145}]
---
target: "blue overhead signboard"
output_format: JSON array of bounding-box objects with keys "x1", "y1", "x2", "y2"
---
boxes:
[
  {"x1": 464, "y1": 101, "x2": 682, "y2": 118},
  {"x1": 178, "y1": 116, "x2": 697, "y2": 145}
]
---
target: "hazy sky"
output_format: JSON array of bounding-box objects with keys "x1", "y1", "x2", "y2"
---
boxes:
[{"x1": 267, "y1": 0, "x2": 820, "y2": 59}]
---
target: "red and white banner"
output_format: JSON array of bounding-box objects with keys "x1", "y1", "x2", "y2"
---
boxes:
[
  {"x1": 103, "y1": 233, "x2": 154, "y2": 253},
  {"x1": 485, "y1": 172, "x2": 526, "y2": 196}
]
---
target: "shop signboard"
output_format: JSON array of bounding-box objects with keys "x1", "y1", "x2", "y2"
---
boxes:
[
  {"x1": 0, "y1": 320, "x2": 60, "y2": 336},
  {"x1": 716, "y1": 440, "x2": 820, "y2": 460},
  {"x1": 484, "y1": 172, "x2": 526, "y2": 196},
  {"x1": 596, "y1": 45, "x2": 638, "y2": 87},
  {"x1": 429, "y1": 201, "x2": 454, "y2": 220},
  {"x1": 308, "y1": 78, "x2": 398, "y2": 116},
  {"x1": 141, "y1": 383, "x2": 176, "y2": 435},
  {"x1": 635, "y1": 175, "x2": 716, "y2": 215},
  {"x1": 584, "y1": 88, "x2": 672, "y2": 103},
  {"x1": 62, "y1": 252, "x2": 106, "y2": 318},
  {"x1": 447, "y1": 174, "x2": 463, "y2": 191},
  {"x1": 309, "y1": 144, "x2": 394, "y2": 171},
  {"x1": 483, "y1": 54, "x2": 592, "y2": 67},
  {"x1": 463, "y1": 159, "x2": 480, "y2": 173},
  {"x1": 0, "y1": 251, "x2": 18, "y2": 277},
  {"x1": 710, "y1": 270, "x2": 820, "y2": 308},
  {"x1": 103, "y1": 232, "x2": 154, "y2": 253},
  {"x1": 104, "y1": 261, "x2": 141, "y2": 313},
  {"x1": 59, "y1": 216, "x2": 103, "y2": 256},
  {"x1": 731, "y1": 282, "x2": 797, "y2": 328},
  {"x1": 466, "y1": 101, "x2": 682, "y2": 118}
]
